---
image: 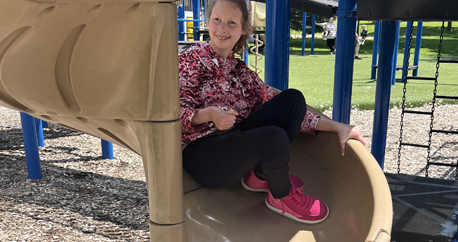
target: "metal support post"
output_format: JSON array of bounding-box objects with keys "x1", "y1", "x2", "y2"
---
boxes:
[
  {"x1": 371, "y1": 21, "x2": 380, "y2": 79},
  {"x1": 332, "y1": 0, "x2": 357, "y2": 124},
  {"x1": 401, "y1": 21, "x2": 413, "y2": 83},
  {"x1": 413, "y1": 22, "x2": 423, "y2": 77},
  {"x1": 101, "y1": 140, "x2": 114, "y2": 160},
  {"x1": 265, "y1": 0, "x2": 291, "y2": 91},
  {"x1": 371, "y1": 21, "x2": 399, "y2": 169},
  {"x1": 302, "y1": 12, "x2": 307, "y2": 56},
  {"x1": 35, "y1": 118, "x2": 45, "y2": 147},
  {"x1": 20, "y1": 113, "x2": 42, "y2": 179},
  {"x1": 177, "y1": 4, "x2": 185, "y2": 41},
  {"x1": 391, "y1": 21, "x2": 401, "y2": 85},
  {"x1": 311, "y1": 15, "x2": 316, "y2": 55},
  {"x1": 192, "y1": 0, "x2": 200, "y2": 41}
]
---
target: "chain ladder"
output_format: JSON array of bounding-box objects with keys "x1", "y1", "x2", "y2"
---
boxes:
[
  {"x1": 396, "y1": 22, "x2": 415, "y2": 174},
  {"x1": 425, "y1": 22, "x2": 445, "y2": 177}
]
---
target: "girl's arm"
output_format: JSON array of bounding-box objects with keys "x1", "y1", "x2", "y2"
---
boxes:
[
  {"x1": 191, "y1": 107, "x2": 238, "y2": 131},
  {"x1": 315, "y1": 21, "x2": 323, "y2": 26},
  {"x1": 316, "y1": 118, "x2": 366, "y2": 156}
]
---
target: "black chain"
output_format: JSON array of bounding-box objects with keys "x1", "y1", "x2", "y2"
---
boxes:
[
  {"x1": 425, "y1": 22, "x2": 445, "y2": 178},
  {"x1": 396, "y1": 22, "x2": 414, "y2": 174}
]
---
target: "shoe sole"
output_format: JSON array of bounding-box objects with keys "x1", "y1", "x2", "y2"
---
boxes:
[
  {"x1": 265, "y1": 199, "x2": 329, "y2": 224},
  {"x1": 241, "y1": 178, "x2": 304, "y2": 193},
  {"x1": 241, "y1": 178, "x2": 267, "y2": 192}
]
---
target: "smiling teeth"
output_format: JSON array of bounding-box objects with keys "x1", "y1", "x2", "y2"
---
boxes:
[{"x1": 218, "y1": 36, "x2": 228, "y2": 40}]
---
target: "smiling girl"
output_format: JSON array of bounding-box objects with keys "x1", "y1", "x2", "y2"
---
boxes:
[{"x1": 179, "y1": 0, "x2": 365, "y2": 224}]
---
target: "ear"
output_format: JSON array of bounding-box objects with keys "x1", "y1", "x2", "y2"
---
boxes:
[{"x1": 242, "y1": 23, "x2": 248, "y2": 35}]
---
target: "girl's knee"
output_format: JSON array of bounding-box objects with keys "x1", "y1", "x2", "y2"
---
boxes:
[{"x1": 261, "y1": 126, "x2": 290, "y2": 151}]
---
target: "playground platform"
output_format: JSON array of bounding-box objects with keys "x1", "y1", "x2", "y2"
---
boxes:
[{"x1": 387, "y1": 173, "x2": 458, "y2": 242}]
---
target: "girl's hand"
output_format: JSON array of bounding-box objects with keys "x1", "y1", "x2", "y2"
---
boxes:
[
  {"x1": 211, "y1": 108, "x2": 238, "y2": 130},
  {"x1": 336, "y1": 124, "x2": 366, "y2": 156}
]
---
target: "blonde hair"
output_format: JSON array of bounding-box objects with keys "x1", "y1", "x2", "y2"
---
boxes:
[{"x1": 206, "y1": 0, "x2": 252, "y2": 55}]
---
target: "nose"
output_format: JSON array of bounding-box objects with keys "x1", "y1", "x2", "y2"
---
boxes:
[{"x1": 217, "y1": 24, "x2": 227, "y2": 33}]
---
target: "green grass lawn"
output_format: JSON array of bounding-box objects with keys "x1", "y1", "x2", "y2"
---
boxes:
[{"x1": 248, "y1": 21, "x2": 458, "y2": 112}]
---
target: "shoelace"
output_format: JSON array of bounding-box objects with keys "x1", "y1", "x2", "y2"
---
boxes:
[{"x1": 280, "y1": 187, "x2": 313, "y2": 214}]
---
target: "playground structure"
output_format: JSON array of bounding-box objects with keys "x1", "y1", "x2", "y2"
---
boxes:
[
  {"x1": 0, "y1": 0, "x2": 457, "y2": 241},
  {"x1": 0, "y1": 0, "x2": 393, "y2": 241}
]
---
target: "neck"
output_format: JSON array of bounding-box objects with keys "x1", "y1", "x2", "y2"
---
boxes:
[{"x1": 209, "y1": 40, "x2": 231, "y2": 58}]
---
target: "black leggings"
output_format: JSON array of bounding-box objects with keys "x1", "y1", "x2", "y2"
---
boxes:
[
  {"x1": 327, "y1": 38, "x2": 336, "y2": 52},
  {"x1": 182, "y1": 89, "x2": 307, "y2": 199}
]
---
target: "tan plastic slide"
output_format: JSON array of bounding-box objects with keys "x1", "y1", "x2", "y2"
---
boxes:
[{"x1": 0, "y1": 1, "x2": 392, "y2": 241}]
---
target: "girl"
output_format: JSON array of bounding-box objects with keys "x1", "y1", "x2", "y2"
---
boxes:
[{"x1": 179, "y1": 0, "x2": 365, "y2": 224}]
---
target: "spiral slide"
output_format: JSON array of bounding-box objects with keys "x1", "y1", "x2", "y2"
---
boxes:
[{"x1": 0, "y1": 1, "x2": 392, "y2": 241}]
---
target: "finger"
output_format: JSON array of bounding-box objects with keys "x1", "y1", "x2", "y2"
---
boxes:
[
  {"x1": 341, "y1": 142, "x2": 345, "y2": 156},
  {"x1": 225, "y1": 110, "x2": 239, "y2": 116}
]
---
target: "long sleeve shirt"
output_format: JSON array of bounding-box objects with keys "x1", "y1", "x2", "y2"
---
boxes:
[{"x1": 179, "y1": 42, "x2": 320, "y2": 146}]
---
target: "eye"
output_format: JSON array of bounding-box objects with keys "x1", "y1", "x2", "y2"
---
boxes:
[{"x1": 214, "y1": 18, "x2": 221, "y2": 22}]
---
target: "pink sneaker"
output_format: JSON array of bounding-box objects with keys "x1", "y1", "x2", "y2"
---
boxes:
[
  {"x1": 241, "y1": 169, "x2": 304, "y2": 192},
  {"x1": 265, "y1": 187, "x2": 329, "y2": 224}
]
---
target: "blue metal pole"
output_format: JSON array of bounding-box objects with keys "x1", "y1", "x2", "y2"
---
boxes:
[
  {"x1": 101, "y1": 140, "x2": 114, "y2": 159},
  {"x1": 42, "y1": 121, "x2": 48, "y2": 128},
  {"x1": 371, "y1": 21, "x2": 399, "y2": 169},
  {"x1": 177, "y1": 5, "x2": 185, "y2": 41},
  {"x1": 401, "y1": 21, "x2": 413, "y2": 83},
  {"x1": 311, "y1": 15, "x2": 316, "y2": 55},
  {"x1": 192, "y1": 0, "x2": 199, "y2": 41},
  {"x1": 302, "y1": 12, "x2": 307, "y2": 56},
  {"x1": 391, "y1": 21, "x2": 401, "y2": 85},
  {"x1": 413, "y1": 22, "x2": 423, "y2": 77},
  {"x1": 35, "y1": 118, "x2": 45, "y2": 147},
  {"x1": 265, "y1": 0, "x2": 291, "y2": 91},
  {"x1": 20, "y1": 113, "x2": 42, "y2": 179},
  {"x1": 371, "y1": 21, "x2": 381, "y2": 79},
  {"x1": 244, "y1": 49, "x2": 249, "y2": 64},
  {"x1": 332, "y1": 0, "x2": 357, "y2": 124}
]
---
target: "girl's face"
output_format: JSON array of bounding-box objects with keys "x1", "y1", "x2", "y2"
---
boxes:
[{"x1": 208, "y1": 1, "x2": 246, "y2": 58}]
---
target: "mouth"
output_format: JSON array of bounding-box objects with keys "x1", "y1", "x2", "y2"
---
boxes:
[{"x1": 216, "y1": 35, "x2": 230, "y2": 40}]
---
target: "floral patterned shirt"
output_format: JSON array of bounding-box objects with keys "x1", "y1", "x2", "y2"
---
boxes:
[{"x1": 179, "y1": 42, "x2": 320, "y2": 146}]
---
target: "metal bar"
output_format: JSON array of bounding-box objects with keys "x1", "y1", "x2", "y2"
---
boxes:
[
  {"x1": 403, "y1": 110, "x2": 432, "y2": 115},
  {"x1": 332, "y1": 0, "x2": 357, "y2": 124},
  {"x1": 406, "y1": 76, "x2": 435, "y2": 81},
  {"x1": 431, "y1": 129, "x2": 458, "y2": 134},
  {"x1": 311, "y1": 15, "x2": 316, "y2": 55},
  {"x1": 428, "y1": 162, "x2": 458, "y2": 167},
  {"x1": 177, "y1": 19, "x2": 204, "y2": 22},
  {"x1": 371, "y1": 20, "x2": 399, "y2": 168},
  {"x1": 435, "y1": 95, "x2": 458, "y2": 100},
  {"x1": 371, "y1": 21, "x2": 380, "y2": 79},
  {"x1": 302, "y1": 12, "x2": 306, "y2": 56},
  {"x1": 265, "y1": 0, "x2": 291, "y2": 91},
  {"x1": 20, "y1": 112, "x2": 42, "y2": 179},
  {"x1": 413, "y1": 22, "x2": 423, "y2": 76},
  {"x1": 401, "y1": 21, "x2": 413, "y2": 83},
  {"x1": 439, "y1": 59, "x2": 458, "y2": 63},
  {"x1": 400, "y1": 142, "x2": 429, "y2": 148}
]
